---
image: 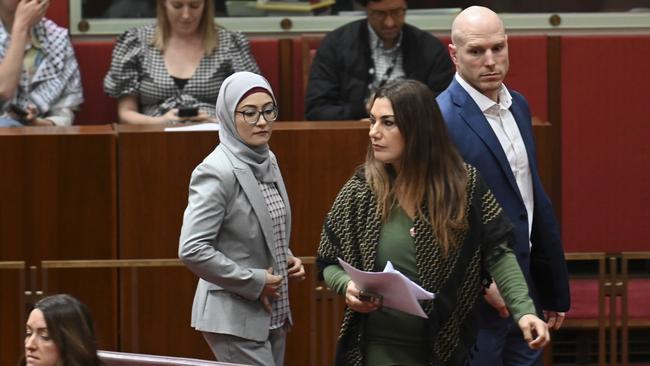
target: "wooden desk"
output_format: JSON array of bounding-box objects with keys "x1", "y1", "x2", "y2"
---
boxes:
[
  {"x1": 115, "y1": 122, "x2": 369, "y2": 362},
  {"x1": 116, "y1": 121, "x2": 369, "y2": 257},
  {"x1": 0, "y1": 126, "x2": 118, "y2": 365}
]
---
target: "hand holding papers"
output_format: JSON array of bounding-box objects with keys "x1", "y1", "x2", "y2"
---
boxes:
[{"x1": 338, "y1": 258, "x2": 435, "y2": 318}]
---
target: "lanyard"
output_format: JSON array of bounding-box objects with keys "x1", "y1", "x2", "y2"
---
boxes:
[
  {"x1": 377, "y1": 51, "x2": 399, "y2": 87},
  {"x1": 368, "y1": 49, "x2": 399, "y2": 96}
]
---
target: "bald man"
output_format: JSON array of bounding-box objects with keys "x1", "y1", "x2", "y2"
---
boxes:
[{"x1": 436, "y1": 7, "x2": 570, "y2": 366}]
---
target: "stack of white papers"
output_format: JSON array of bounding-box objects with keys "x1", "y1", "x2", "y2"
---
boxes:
[{"x1": 338, "y1": 258, "x2": 435, "y2": 318}]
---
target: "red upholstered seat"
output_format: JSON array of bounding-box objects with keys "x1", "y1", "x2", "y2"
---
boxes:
[
  {"x1": 249, "y1": 38, "x2": 280, "y2": 97},
  {"x1": 628, "y1": 279, "x2": 650, "y2": 320},
  {"x1": 555, "y1": 253, "x2": 650, "y2": 365},
  {"x1": 565, "y1": 252, "x2": 620, "y2": 332},
  {"x1": 291, "y1": 36, "x2": 323, "y2": 121},
  {"x1": 72, "y1": 40, "x2": 119, "y2": 125},
  {"x1": 503, "y1": 35, "x2": 548, "y2": 122},
  {"x1": 98, "y1": 350, "x2": 245, "y2": 366},
  {"x1": 566, "y1": 279, "x2": 650, "y2": 323},
  {"x1": 568, "y1": 278, "x2": 605, "y2": 320}
]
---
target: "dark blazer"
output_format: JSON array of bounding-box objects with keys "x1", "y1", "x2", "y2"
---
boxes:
[
  {"x1": 305, "y1": 19, "x2": 453, "y2": 121},
  {"x1": 437, "y1": 79, "x2": 570, "y2": 320}
]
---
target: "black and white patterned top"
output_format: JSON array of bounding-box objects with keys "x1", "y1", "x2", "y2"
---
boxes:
[
  {"x1": 0, "y1": 18, "x2": 83, "y2": 126},
  {"x1": 258, "y1": 181, "x2": 290, "y2": 330},
  {"x1": 104, "y1": 24, "x2": 260, "y2": 118}
]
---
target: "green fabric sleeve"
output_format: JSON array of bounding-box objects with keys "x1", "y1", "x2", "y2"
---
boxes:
[
  {"x1": 485, "y1": 242, "x2": 537, "y2": 322},
  {"x1": 323, "y1": 265, "x2": 352, "y2": 296}
]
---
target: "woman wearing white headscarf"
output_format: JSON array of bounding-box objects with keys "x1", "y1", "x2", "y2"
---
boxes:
[{"x1": 179, "y1": 71, "x2": 305, "y2": 365}]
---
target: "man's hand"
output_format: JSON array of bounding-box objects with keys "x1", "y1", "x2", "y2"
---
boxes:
[
  {"x1": 484, "y1": 282, "x2": 510, "y2": 318},
  {"x1": 518, "y1": 314, "x2": 550, "y2": 349},
  {"x1": 287, "y1": 255, "x2": 306, "y2": 281},
  {"x1": 544, "y1": 310, "x2": 566, "y2": 330}
]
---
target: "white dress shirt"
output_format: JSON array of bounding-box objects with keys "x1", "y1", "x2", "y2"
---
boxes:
[{"x1": 455, "y1": 73, "x2": 534, "y2": 245}]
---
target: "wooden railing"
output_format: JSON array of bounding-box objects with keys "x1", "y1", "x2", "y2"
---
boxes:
[
  {"x1": 559, "y1": 252, "x2": 608, "y2": 366},
  {"x1": 554, "y1": 252, "x2": 650, "y2": 366},
  {"x1": 36, "y1": 256, "x2": 341, "y2": 366}
]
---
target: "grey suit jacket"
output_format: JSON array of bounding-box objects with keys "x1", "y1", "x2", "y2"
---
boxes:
[{"x1": 179, "y1": 144, "x2": 292, "y2": 342}]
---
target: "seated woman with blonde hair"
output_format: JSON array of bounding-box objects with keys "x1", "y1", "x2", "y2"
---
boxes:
[
  {"x1": 104, "y1": 0, "x2": 259, "y2": 125},
  {"x1": 22, "y1": 294, "x2": 103, "y2": 366}
]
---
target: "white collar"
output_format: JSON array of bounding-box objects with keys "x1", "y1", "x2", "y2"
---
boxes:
[{"x1": 454, "y1": 73, "x2": 512, "y2": 113}]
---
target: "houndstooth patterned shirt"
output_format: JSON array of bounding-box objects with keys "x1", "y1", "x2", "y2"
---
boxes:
[
  {"x1": 104, "y1": 24, "x2": 259, "y2": 118},
  {"x1": 0, "y1": 18, "x2": 83, "y2": 126},
  {"x1": 258, "y1": 181, "x2": 290, "y2": 330}
]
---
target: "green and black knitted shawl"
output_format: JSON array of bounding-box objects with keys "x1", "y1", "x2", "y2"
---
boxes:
[{"x1": 316, "y1": 164, "x2": 514, "y2": 366}]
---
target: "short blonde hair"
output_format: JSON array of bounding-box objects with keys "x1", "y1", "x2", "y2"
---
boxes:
[{"x1": 153, "y1": 0, "x2": 218, "y2": 55}]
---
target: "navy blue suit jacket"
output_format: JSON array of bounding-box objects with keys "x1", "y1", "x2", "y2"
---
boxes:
[{"x1": 437, "y1": 79, "x2": 570, "y2": 321}]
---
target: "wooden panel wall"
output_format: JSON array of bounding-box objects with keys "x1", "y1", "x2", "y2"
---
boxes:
[
  {"x1": 117, "y1": 126, "x2": 218, "y2": 358},
  {"x1": 561, "y1": 35, "x2": 650, "y2": 252},
  {"x1": 115, "y1": 122, "x2": 368, "y2": 362},
  {"x1": 45, "y1": 0, "x2": 68, "y2": 28},
  {"x1": 0, "y1": 268, "x2": 24, "y2": 366},
  {"x1": 0, "y1": 126, "x2": 118, "y2": 365},
  {"x1": 506, "y1": 35, "x2": 549, "y2": 122}
]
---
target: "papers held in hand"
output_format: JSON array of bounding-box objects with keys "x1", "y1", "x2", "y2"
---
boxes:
[{"x1": 337, "y1": 258, "x2": 435, "y2": 318}]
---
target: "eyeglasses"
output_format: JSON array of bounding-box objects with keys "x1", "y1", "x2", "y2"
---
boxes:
[
  {"x1": 235, "y1": 106, "x2": 279, "y2": 125},
  {"x1": 367, "y1": 7, "x2": 406, "y2": 22}
]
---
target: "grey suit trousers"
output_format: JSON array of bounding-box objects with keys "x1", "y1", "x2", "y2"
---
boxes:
[{"x1": 202, "y1": 324, "x2": 287, "y2": 366}]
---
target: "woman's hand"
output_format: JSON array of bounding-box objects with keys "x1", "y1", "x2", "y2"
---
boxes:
[
  {"x1": 163, "y1": 110, "x2": 216, "y2": 124},
  {"x1": 260, "y1": 267, "x2": 282, "y2": 313},
  {"x1": 13, "y1": 0, "x2": 49, "y2": 33},
  {"x1": 518, "y1": 314, "x2": 550, "y2": 349},
  {"x1": 345, "y1": 281, "x2": 381, "y2": 313},
  {"x1": 23, "y1": 105, "x2": 54, "y2": 126},
  {"x1": 183, "y1": 111, "x2": 217, "y2": 124},
  {"x1": 287, "y1": 256, "x2": 306, "y2": 281},
  {"x1": 158, "y1": 108, "x2": 179, "y2": 124}
]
